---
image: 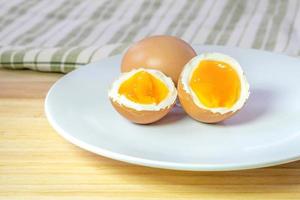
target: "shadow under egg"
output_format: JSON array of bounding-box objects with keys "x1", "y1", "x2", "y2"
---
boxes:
[
  {"x1": 222, "y1": 88, "x2": 277, "y2": 126},
  {"x1": 153, "y1": 103, "x2": 187, "y2": 126}
]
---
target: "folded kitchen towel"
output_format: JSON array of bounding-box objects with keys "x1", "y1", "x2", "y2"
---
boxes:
[
  {"x1": 0, "y1": 44, "x2": 129, "y2": 73},
  {"x1": 0, "y1": 0, "x2": 299, "y2": 73}
]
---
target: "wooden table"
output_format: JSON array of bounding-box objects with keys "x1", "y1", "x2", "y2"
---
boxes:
[{"x1": 1, "y1": 68, "x2": 300, "y2": 200}]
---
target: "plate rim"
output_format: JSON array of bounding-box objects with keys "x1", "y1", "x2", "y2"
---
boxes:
[{"x1": 45, "y1": 45, "x2": 300, "y2": 171}]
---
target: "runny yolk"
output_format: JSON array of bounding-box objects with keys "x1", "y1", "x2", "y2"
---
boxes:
[
  {"x1": 118, "y1": 71, "x2": 169, "y2": 105},
  {"x1": 189, "y1": 60, "x2": 241, "y2": 108}
]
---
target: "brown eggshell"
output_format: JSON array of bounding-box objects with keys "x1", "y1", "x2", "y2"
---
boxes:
[
  {"x1": 110, "y1": 99, "x2": 175, "y2": 124},
  {"x1": 177, "y1": 78, "x2": 238, "y2": 123},
  {"x1": 121, "y1": 35, "x2": 197, "y2": 84}
]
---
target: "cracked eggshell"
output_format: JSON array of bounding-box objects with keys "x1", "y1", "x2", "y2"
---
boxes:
[
  {"x1": 110, "y1": 100, "x2": 175, "y2": 124},
  {"x1": 177, "y1": 53, "x2": 250, "y2": 123},
  {"x1": 177, "y1": 79, "x2": 235, "y2": 123},
  {"x1": 108, "y1": 68, "x2": 177, "y2": 124}
]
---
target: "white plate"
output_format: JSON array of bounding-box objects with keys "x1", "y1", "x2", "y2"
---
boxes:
[{"x1": 45, "y1": 45, "x2": 300, "y2": 171}]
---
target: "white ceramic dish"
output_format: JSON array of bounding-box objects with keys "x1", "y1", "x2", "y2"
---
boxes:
[{"x1": 45, "y1": 45, "x2": 300, "y2": 171}]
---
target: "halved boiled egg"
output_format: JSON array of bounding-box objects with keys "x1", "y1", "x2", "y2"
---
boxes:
[
  {"x1": 178, "y1": 53, "x2": 250, "y2": 123},
  {"x1": 109, "y1": 68, "x2": 177, "y2": 124}
]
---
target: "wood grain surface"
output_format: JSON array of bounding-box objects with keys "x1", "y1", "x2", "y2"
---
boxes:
[{"x1": 1, "y1": 68, "x2": 300, "y2": 200}]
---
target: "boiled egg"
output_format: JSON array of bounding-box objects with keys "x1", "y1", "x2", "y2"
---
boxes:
[
  {"x1": 109, "y1": 68, "x2": 177, "y2": 124},
  {"x1": 178, "y1": 53, "x2": 250, "y2": 123},
  {"x1": 121, "y1": 35, "x2": 196, "y2": 84}
]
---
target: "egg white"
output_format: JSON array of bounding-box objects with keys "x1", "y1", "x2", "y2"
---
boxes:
[
  {"x1": 109, "y1": 68, "x2": 177, "y2": 111},
  {"x1": 180, "y1": 53, "x2": 250, "y2": 114}
]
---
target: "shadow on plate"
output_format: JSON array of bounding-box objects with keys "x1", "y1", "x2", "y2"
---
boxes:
[
  {"x1": 149, "y1": 88, "x2": 276, "y2": 126},
  {"x1": 153, "y1": 103, "x2": 187, "y2": 126},
  {"x1": 223, "y1": 88, "x2": 276, "y2": 126}
]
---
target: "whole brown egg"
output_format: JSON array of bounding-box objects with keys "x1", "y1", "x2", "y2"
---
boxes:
[{"x1": 121, "y1": 35, "x2": 197, "y2": 84}]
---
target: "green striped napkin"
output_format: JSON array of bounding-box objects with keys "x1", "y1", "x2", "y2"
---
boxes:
[
  {"x1": 0, "y1": 44, "x2": 129, "y2": 73},
  {"x1": 0, "y1": 0, "x2": 299, "y2": 73}
]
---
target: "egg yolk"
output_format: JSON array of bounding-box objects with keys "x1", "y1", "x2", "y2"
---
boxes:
[
  {"x1": 189, "y1": 60, "x2": 241, "y2": 108},
  {"x1": 118, "y1": 71, "x2": 169, "y2": 104}
]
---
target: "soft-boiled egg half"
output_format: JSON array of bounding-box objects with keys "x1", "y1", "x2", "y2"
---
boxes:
[
  {"x1": 178, "y1": 53, "x2": 250, "y2": 123},
  {"x1": 109, "y1": 68, "x2": 177, "y2": 124}
]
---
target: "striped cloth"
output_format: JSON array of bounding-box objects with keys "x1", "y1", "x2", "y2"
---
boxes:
[{"x1": 0, "y1": 0, "x2": 299, "y2": 73}]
